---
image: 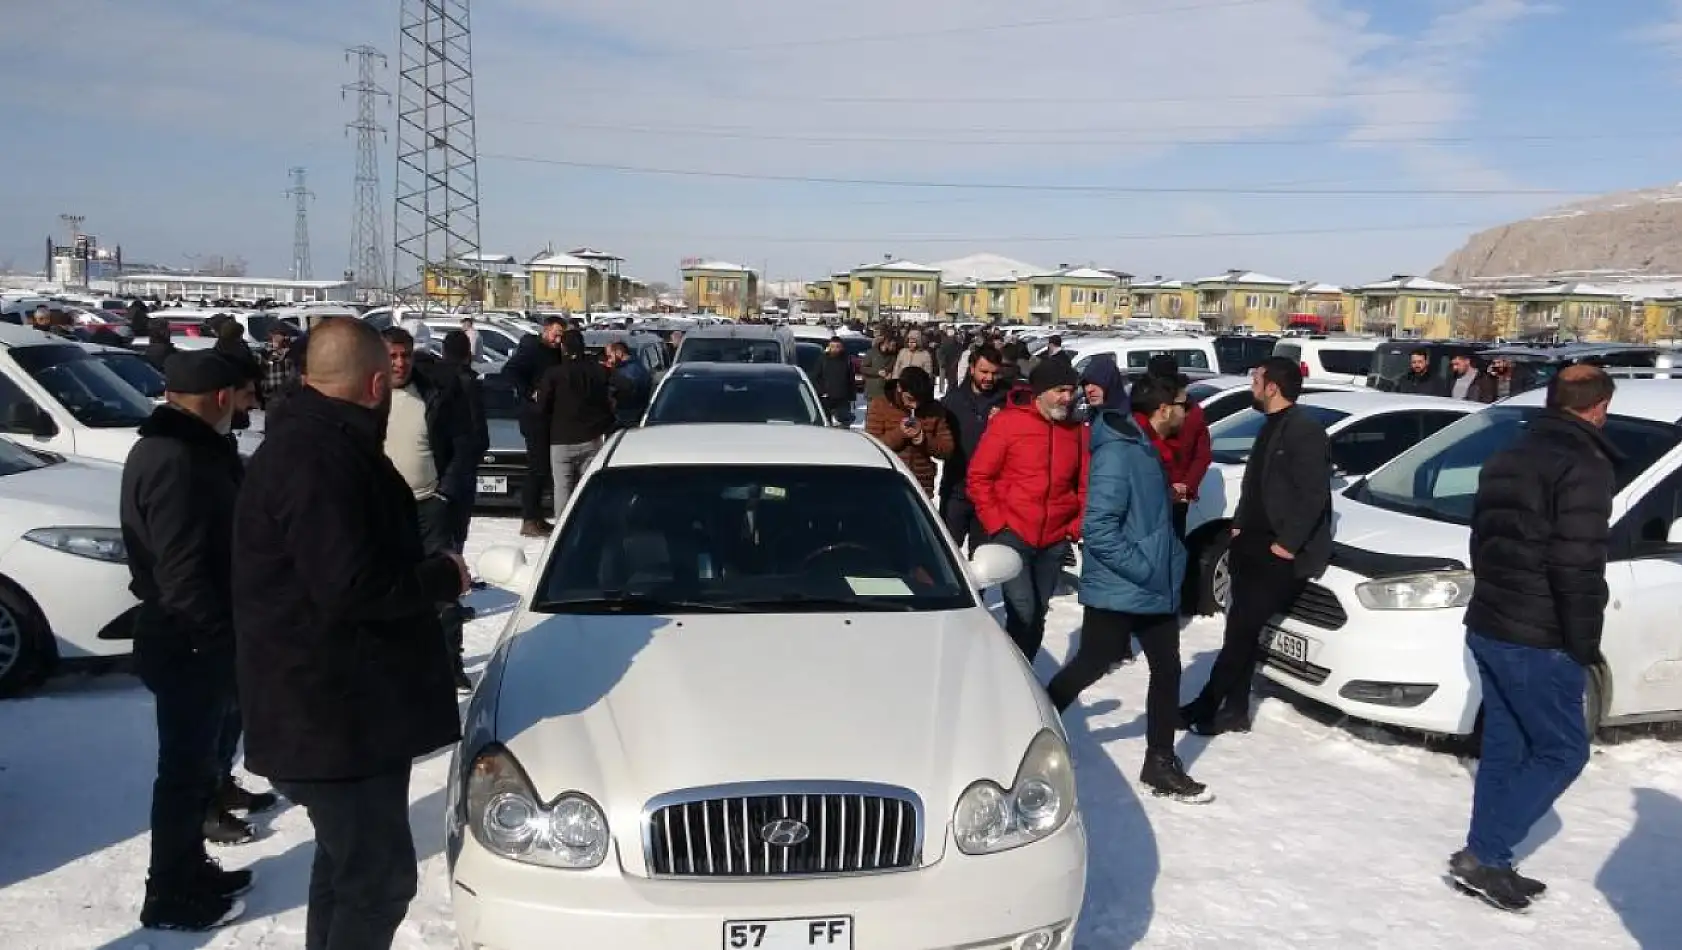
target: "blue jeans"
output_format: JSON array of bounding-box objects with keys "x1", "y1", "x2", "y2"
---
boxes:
[
  {"x1": 994, "y1": 530, "x2": 1070, "y2": 662},
  {"x1": 1466, "y1": 632, "x2": 1591, "y2": 868}
]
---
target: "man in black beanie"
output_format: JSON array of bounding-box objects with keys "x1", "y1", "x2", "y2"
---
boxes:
[{"x1": 122, "y1": 351, "x2": 255, "y2": 931}]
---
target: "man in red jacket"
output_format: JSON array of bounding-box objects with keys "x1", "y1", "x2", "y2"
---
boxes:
[
  {"x1": 1148, "y1": 355, "x2": 1212, "y2": 540},
  {"x1": 967, "y1": 360, "x2": 1090, "y2": 661}
]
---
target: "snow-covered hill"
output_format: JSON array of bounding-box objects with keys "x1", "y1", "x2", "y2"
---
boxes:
[{"x1": 1434, "y1": 183, "x2": 1682, "y2": 282}]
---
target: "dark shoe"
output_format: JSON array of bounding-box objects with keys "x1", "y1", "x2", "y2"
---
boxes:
[
  {"x1": 1188, "y1": 707, "x2": 1252, "y2": 737},
  {"x1": 217, "y1": 778, "x2": 279, "y2": 815},
  {"x1": 520, "y1": 519, "x2": 553, "y2": 538},
  {"x1": 1448, "y1": 851, "x2": 1532, "y2": 913},
  {"x1": 1061, "y1": 546, "x2": 1077, "y2": 568},
  {"x1": 140, "y1": 888, "x2": 246, "y2": 932},
  {"x1": 461, "y1": 603, "x2": 479, "y2": 620},
  {"x1": 1451, "y1": 849, "x2": 1545, "y2": 899},
  {"x1": 194, "y1": 856, "x2": 255, "y2": 899},
  {"x1": 203, "y1": 810, "x2": 257, "y2": 847},
  {"x1": 1140, "y1": 752, "x2": 1213, "y2": 803}
]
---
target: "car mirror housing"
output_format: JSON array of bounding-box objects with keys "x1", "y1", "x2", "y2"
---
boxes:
[
  {"x1": 477, "y1": 545, "x2": 532, "y2": 591},
  {"x1": 969, "y1": 543, "x2": 1024, "y2": 588},
  {"x1": 1668, "y1": 517, "x2": 1682, "y2": 546}
]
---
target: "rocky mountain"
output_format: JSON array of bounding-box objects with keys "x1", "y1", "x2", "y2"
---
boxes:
[{"x1": 1431, "y1": 183, "x2": 1682, "y2": 283}]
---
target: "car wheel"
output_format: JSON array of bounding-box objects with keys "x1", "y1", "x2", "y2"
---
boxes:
[
  {"x1": 0, "y1": 582, "x2": 52, "y2": 698},
  {"x1": 1197, "y1": 532, "x2": 1233, "y2": 615}
]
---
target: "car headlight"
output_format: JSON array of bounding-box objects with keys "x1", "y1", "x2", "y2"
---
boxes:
[
  {"x1": 953, "y1": 729, "x2": 1076, "y2": 855},
  {"x1": 463, "y1": 745, "x2": 609, "y2": 869},
  {"x1": 23, "y1": 526, "x2": 126, "y2": 563},
  {"x1": 1354, "y1": 570, "x2": 1474, "y2": 610}
]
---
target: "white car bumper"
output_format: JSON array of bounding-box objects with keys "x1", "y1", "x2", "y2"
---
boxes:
[
  {"x1": 0, "y1": 542, "x2": 136, "y2": 659},
  {"x1": 1257, "y1": 566, "x2": 1479, "y2": 736},
  {"x1": 451, "y1": 819, "x2": 1086, "y2": 950}
]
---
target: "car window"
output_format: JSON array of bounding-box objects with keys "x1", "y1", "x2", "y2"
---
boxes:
[
  {"x1": 1123, "y1": 348, "x2": 1210, "y2": 370},
  {"x1": 1356, "y1": 406, "x2": 1682, "y2": 525},
  {"x1": 0, "y1": 431, "x2": 51, "y2": 475},
  {"x1": 1614, "y1": 464, "x2": 1682, "y2": 556},
  {"x1": 8, "y1": 345, "x2": 153, "y2": 428},
  {"x1": 1330, "y1": 412, "x2": 1424, "y2": 477},
  {"x1": 1192, "y1": 387, "x2": 1251, "y2": 425},
  {"x1": 479, "y1": 330, "x2": 518, "y2": 357},
  {"x1": 1209, "y1": 405, "x2": 1351, "y2": 464},
  {"x1": 1318, "y1": 349, "x2": 1374, "y2": 376},
  {"x1": 0, "y1": 372, "x2": 44, "y2": 434},
  {"x1": 1273, "y1": 342, "x2": 1302, "y2": 361},
  {"x1": 645, "y1": 375, "x2": 825, "y2": 426},
  {"x1": 94, "y1": 353, "x2": 165, "y2": 399},
  {"x1": 481, "y1": 375, "x2": 522, "y2": 420},
  {"x1": 679, "y1": 338, "x2": 786, "y2": 364},
  {"x1": 535, "y1": 465, "x2": 972, "y2": 613}
]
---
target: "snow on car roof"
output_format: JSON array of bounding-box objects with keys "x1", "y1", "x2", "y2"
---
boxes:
[
  {"x1": 0, "y1": 323, "x2": 82, "y2": 349},
  {"x1": 1502, "y1": 378, "x2": 1682, "y2": 424},
  {"x1": 1298, "y1": 391, "x2": 1480, "y2": 415},
  {"x1": 605, "y1": 424, "x2": 896, "y2": 470}
]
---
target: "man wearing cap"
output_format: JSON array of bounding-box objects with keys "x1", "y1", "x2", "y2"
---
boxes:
[
  {"x1": 967, "y1": 359, "x2": 1090, "y2": 660},
  {"x1": 121, "y1": 351, "x2": 254, "y2": 932}
]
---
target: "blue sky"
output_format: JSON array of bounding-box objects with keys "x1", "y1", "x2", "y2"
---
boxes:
[{"x1": 4, "y1": 0, "x2": 1682, "y2": 287}]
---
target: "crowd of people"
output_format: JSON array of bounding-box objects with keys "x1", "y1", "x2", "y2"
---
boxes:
[{"x1": 109, "y1": 306, "x2": 1623, "y2": 942}]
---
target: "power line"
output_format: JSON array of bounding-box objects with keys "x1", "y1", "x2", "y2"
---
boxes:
[
  {"x1": 476, "y1": 152, "x2": 1573, "y2": 198},
  {"x1": 525, "y1": 220, "x2": 1493, "y2": 245}
]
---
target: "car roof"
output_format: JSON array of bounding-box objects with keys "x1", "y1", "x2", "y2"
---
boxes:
[
  {"x1": 1502, "y1": 378, "x2": 1682, "y2": 424},
  {"x1": 0, "y1": 323, "x2": 83, "y2": 349},
  {"x1": 1274, "y1": 337, "x2": 1383, "y2": 350},
  {"x1": 606, "y1": 424, "x2": 896, "y2": 469},
  {"x1": 683, "y1": 325, "x2": 791, "y2": 341},
  {"x1": 582, "y1": 329, "x2": 661, "y2": 345},
  {"x1": 1298, "y1": 391, "x2": 1478, "y2": 414},
  {"x1": 666, "y1": 362, "x2": 806, "y2": 379},
  {"x1": 1185, "y1": 374, "x2": 1255, "y2": 390}
]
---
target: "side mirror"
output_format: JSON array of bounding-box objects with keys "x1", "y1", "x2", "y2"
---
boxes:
[
  {"x1": 476, "y1": 545, "x2": 533, "y2": 591},
  {"x1": 969, "y1": 543, "x2": 1024, "y2": 588},
  {"x1": 1668, "y1": 517, "x2": 1682, "y2": 546}
]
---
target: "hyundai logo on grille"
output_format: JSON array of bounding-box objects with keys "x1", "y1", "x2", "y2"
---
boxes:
[{"x1": 760, "y1": 818, "x2": 811, "y2": 847}]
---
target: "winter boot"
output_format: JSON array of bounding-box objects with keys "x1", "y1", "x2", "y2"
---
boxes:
[
  {"x1": 217, "y1": 778, "x2": 279, "y2": 815},
  {"x1": 1451, "y1": 849, "x2": 1545, "y2": 899},
  {"x1": 203, "y1": 809, "x2": 258, "y2": 847},
  {"x1": 194, "y1": 855, "x2": 256, "y2": 899},
  {"x1": 520, "y1": 519, "x2": 553, "y2": 538},
  {"x1": 140, "y1": 880, "x2": 246, "y2": 932},
  {"x1": 1447, "y1": 850, "x2": 1532, "y2": 912},
  {"x1": 1140, "y1": 752, "x2": 1213, "y2": 804}
]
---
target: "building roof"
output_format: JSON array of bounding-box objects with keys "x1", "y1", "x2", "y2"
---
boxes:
[
  {"x1": 1292, "y1": 281, "x2": 1346, "y2": 295},
  {"x1": 852, "y1": 259, "x2": 943, "y2": 274},
  {"x1": 928, "y1": 252, "x2": 1045, "y2": 283},
  {"x1": 528, "y1": 252, "x2": 594, "y2": 269},
  {"x1": 1194, "y1": 269, "x2": 1294, "y2": 287},
  {"x1": 1133, "y1": 278, "x2": 1187, "y2": 291},
  {"x1": 116, "y1": 273, "x2": 350, "y2": 290},
  {"x1": 1033, "y1": 266, "x2": 1121, "y2": 281},
  {"x1": 606, "y1": 423, "x2": 896, "y2": 469},
  {"x1": 459, "y1": 252, "x2": 517, "y2": 264},
  {"x1": 1500, "y1": 281, "x2": 1629, "y2": 299},
  {"x1": 684, "y1": 260, "x2": 755, "y2": 274},
  {"x1": 1357, "y1": 275, "x2": 1462, "y2": 293},
  {"x1": 567, "y1": 246, "x2": 622, "y2": 261}
]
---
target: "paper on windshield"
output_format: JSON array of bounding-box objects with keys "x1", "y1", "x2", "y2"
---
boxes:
[{"x1": 845, "y1": 576, "x2": 913, "y2": 597}]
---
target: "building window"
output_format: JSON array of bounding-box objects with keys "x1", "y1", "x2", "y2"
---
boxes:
[
  {"x1": 1244, "y1": 294, "x2": 1259, "y2": 309},
  {"x1": 1070, "y1": 288, "x2": 1086, "y2": 304},
  {"x1": 1094, "y1": 290, "x2": 1107, "y2": 305}
]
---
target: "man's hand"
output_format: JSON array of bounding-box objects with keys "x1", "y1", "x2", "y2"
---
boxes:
[
  {"x1": 1231, "y1": 527, "x2": 1241, "y2": 538},
  {"x1": 1270, "y1": 543, "x2": 1295, "y2": 561},
  {"x1": 988, "y1": 406, "x2": 1001, "y2": 419},
  {"x1": 1172, "y1": 483, "x2": 1190, "y2": 502},
  {"x1": 444, "y1": 551, "x2": 472, "y2": 596}
]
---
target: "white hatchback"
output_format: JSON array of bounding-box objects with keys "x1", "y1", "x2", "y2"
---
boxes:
[
  {"x1": 450, "y1": 424, "x2": 1086, "y2": 950},
  {"x1": 1257, "y1": 380, "x2": 1682, "y2": 737}
]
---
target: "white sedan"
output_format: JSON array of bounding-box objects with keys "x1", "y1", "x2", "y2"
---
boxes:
[
  {"x1": 0, "y1": 439, "x2": 137, "y2": 695},
  {"x1": 451, "y1": 424, "x2": 1086, "y2": 950},
  {"x1": 1185, "y1": 391, "x2": 1483, "y2": 613}
]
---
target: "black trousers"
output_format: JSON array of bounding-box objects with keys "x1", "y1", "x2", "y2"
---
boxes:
[
  {"x1": 1186, "y1": 533, "x2": 1306, "y2": 721},
  {"x1": 1047, "y1": 607, "x2": 1181, "y2": 753},
  {"x1": 940, "y1": 491, "x2": 982, "y2": 555},
  {"x1": 274, "y1": 770, "x2": 418, "y2": 950},
  {"x1": 136, "y1": 635, "x2": 235, "y2": 887},
  {"x1": 519, "y1": 417, "x2": 551, "y2": 522},
  {"x1": 417, "y1": 496, "x2": 465, "y2": 670}
]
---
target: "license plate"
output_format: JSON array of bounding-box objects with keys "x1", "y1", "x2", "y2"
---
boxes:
[
  {"x1": 1264, "y1": 627, "x2": 1310, "y2": 663},
  {"x1": 476, "y1": 475, "x2": 509, "y2": 494},
  {"x1": 723, "y1": 916, "x2": 852, "y2": 949}
]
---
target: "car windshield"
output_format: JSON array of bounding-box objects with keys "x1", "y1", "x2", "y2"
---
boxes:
[
  {"x1": 644, "y1": 374, "x2": 824, "y2": 426},
  {"x1": 535, "y1": 465, "x2": 972, "y2": 613},
  {"x1": 0, "y1": 436, "x2": 54, "y2": 475},
  {"x1": 481, "y1": 375, "x2": 522, "y2": 420},
  {"x1": 1352, "y1": 405, "x2": 1682, "y2": 525},
  {"x1": 10, "y1": 345, "x2": 154, "y2": 427},
  {"x1": 1209, "y1": 404, "x2": 1352, "y2": 464},
  {"x1": 92, "y1": 352, "x2": 165, "y2": 399},
  {"x1": 1123, "y1": 348, "x2": 1211, "y2": 370},
  {"x1": 679, "y1": 338, "x2": 785, "y2": 364}
]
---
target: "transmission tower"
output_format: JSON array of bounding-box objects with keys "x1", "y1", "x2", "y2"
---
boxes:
[
  {"x1": 286, "y1": 167, "x2": 315, "y2": 281},
  {"x1": 344, "y1": 45, "x2": 390, "y2": 298},
  {"x1": 393, "y1": 0, "x2": 482, "y2": 302}
]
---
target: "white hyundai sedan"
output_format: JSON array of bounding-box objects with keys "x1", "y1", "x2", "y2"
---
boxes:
[{"x1": 450, "y1": 424, "x2": 1087, "y2": 950}]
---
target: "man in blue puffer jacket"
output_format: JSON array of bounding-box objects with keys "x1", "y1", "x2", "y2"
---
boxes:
[{"x1": 1045, "y1": 373, "x2": 1210, "y2": 803}]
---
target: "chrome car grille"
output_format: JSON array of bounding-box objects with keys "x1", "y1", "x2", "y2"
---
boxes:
[{"x1": 643, "y1": 782, "x2": 923, "y2": 878}]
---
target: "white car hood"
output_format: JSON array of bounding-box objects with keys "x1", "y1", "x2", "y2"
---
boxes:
[
  {"x1": 64, "y1": 427, "x2": 140, "y2": 466},
  {"x1": 0, "y1": 459, "x2": 122, "y2": 542},
  {"x1": 487, "y1": 609, "x2": 1053, "y2": 869},
  {"x1": 1331, "y1": 493, "x2": 1469, "y2": 562}
]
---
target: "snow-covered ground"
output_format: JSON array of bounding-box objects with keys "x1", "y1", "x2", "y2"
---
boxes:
[{"x1": 3, "y1": 515, "x2": 1681, "y2": 949}]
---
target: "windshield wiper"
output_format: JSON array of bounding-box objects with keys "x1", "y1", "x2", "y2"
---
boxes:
[
  {"x1": 711, "y1": 595, "x2": 920, "y2": 613},
  {"x1": 533, "y1": 593, "x2": 744, "y2": 614}
]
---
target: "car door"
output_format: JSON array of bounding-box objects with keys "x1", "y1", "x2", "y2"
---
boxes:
[
  {"x1": 1605, "y1": 459, "x2": 1682, "y2": 718},
  {"x1": 1327, "y1": 411, "x2": 1444, "y2": 490}
]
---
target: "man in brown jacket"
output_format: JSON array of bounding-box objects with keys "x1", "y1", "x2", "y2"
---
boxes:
[{"x1": 866, "y1": 366, "x2": 953, "y2": 496}]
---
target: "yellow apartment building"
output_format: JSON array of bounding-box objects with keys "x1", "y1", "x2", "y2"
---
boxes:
[
  {"x1": 528, "y1": 252, "x2": 604, "y2": 312},
  {"x1": 681, "y1": 261, "x2": 760, "y2": 319},
  {"x1": 847, "y1": 260, "x2": 942, "y2": 321},
  {"x1": 1192, "y1": 270, "x2": 1294, "y2": 331},
  {"x1": 1019, "y1": 267, "x2": 1125, "y2": 326},
  {"x1": 1287, "y1": 281, "x2": 1350, "y2": 332},
  {"x1": 1352, "y1": 276, "x2": 1463, "y2": 338},
  {"x1": 942, "y1": 280, "x2": 982, "y2": 321},
  {"x1": 1495, "y1": 282, "x2": 1635, "y2": 342},
  {"x1": 1130, "y1": 279, "x2": 1194, "y2": 321}
]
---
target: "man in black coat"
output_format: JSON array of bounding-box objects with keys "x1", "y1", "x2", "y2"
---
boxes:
[
  {"x1": 232, "y1": 318, "x2": 469, "y2": 950},
  {"x1": 121, "y1": 351, "x2": 254, "y2": 932},
  {"x1": 813, "y1": 336, "x2": 860, "y2": 425},
  {"x1": 440, "y1": 328, "x2": 490, "y2": 548},
  {"x1": 501, "y1": 316, "x2": 566, "y2": 536},
  {"x1": 938, "y1": 345, "x2": 1006, "y2": 552},
  {"x1": 537, "y1": 328, "x2": 617, "y2": 514},
  {"x1": 381, "y1": 326, "x2": 480, "y2": 691},
  {"x1": 1182, "y1": 356, "x2": 1332, "y2": 736},
  {"x1": 1448, "y1": 365, "x2": 1617, "y2": 912}
]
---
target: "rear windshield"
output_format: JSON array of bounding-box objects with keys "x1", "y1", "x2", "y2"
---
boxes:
[
  {"x1": 1318, "y1": 349, "x2": 1374, "y2": 376},
  {"x1": 678, "y1": 338, "x2": 787, "y2": 364},
  {"x1": 1122, "y1": 348, "x2": 1211, "y2": 370}
]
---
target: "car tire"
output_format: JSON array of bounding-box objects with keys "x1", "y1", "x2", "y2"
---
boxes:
[
  {"x1": 1195, "y1": 531, "x2": 1233, "y2": 616},
  {"x1": 0, "y1": 581, "x2": 53, "y2": 698}
]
